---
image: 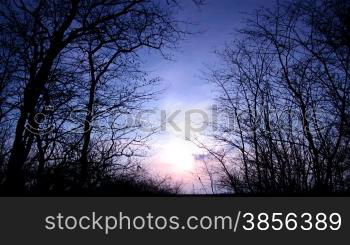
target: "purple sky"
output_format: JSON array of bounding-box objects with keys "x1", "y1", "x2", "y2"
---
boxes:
[{"x1": 142, "y1": 0, "x2": 275, "y2": 192}]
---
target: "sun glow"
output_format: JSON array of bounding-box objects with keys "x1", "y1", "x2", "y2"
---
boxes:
[{"x1": 157, "y1": 137, "x2": 201, "y2": 172}]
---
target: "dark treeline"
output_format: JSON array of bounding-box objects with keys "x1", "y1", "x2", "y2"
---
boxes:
[
  {"x1": 0, "y1": 0, "x2": 201, "y2": 195},
  {"x1": 199, "y1": 0, "x2": 350, "y2": 194}
]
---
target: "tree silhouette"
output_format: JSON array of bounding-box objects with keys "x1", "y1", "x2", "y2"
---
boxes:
[
  {"x1": 0, "y1": 0, "x2": 198, "y2": 194},
  {"x1": 200, "y1": 0, "x2": 350, "y2": 194}
]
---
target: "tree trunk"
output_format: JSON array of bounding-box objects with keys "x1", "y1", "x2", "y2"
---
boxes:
[
  {"x1": 79, "y1": 52, "x2": 97, "y2": 187},
  {"x1": 5, "y1": 0, "x2": 79, "y2": 192}
]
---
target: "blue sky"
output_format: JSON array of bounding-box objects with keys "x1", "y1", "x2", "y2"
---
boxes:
[{"x1": 145, "y1": 0, "x2": 275, "y2": 107}]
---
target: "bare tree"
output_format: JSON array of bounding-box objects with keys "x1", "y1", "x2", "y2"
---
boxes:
[
  {"x1": 201, "y1": 0, "x2": 350, "y2": 194},
  {"x1": 0, "y1": 0, "x2": 199, "y2": 193}
]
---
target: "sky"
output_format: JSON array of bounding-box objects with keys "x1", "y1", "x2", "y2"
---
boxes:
[{"x1": 141, "y1": 0, "x2": 275, "y2": 193}]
